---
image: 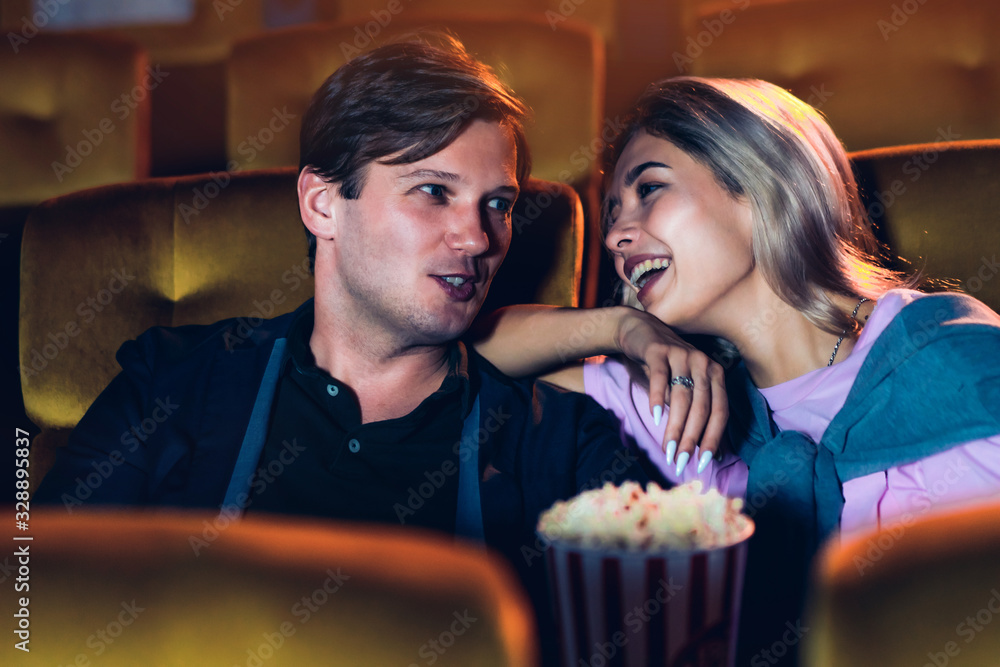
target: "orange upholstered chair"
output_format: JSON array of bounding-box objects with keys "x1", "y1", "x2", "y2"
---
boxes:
[
  {"x1": 11, "y1": 0, "x2": 266, "y2": 176},
  {"x1": 18, "y1": 508, "x2": 537, "y2": 665},
  {"x1": 684, "y1": 0, "x2": 1000, "y2": 151},
  {"x1": 850, "y1": 139, "x2": 1000, "y2": 312},
  {"x1": 1, "y1": 32, "x2": 152, "y2": 427},
  {"x1": 99, "y1": 0, "x2": 266, "y2": 175},
  {"x1": 805, "y1": 500, "x2": 1000, "y2": 666},
  {"x1": 20, "y1": 169, "x2": 582, "y2": 482},
  {"x1": 0, "y1": 32, "x2": 150, "y2": 207}
]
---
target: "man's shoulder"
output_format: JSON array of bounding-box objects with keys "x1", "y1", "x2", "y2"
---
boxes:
[
  {"x1": 468, "y1": 346, "x2": 606, "y2": 413},
  {"x1": 467, "y1": 346, "x2": 626, "y2": 466},
  {"x1": 121, "y1": 300, "x2": 308, "y2": 367}
]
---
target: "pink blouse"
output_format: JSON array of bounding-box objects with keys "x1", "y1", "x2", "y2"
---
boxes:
[{"x1": 583, "y1": 289, "x2": 1000, "y2": 538}]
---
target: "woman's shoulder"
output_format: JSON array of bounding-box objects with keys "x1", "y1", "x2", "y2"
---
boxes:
[
  {"x1": 869, "y1": 288, "x2": 1000, "y2": 344},
  {"x1": 583, "y1": 355, "x2": 629, "y2": 385},
  {"x1": 854, "y1": 289, "x2": 1000, "y2": 421},
  {"x1": 879, "y1": 288, "x2": 998, "y2": 321},
  {"x1": 582, "y1": 355, "x2": 631, "y2": 408}
]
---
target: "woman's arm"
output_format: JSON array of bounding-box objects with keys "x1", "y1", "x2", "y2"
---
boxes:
[
  {"x1": 471, "y1": 304, "x2": 630, "y2": 378},
  {"x1": 470, "y1": 304, "x2": 728, "y2": 472}
]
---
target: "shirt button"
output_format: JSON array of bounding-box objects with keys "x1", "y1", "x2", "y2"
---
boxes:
[
  {"x1": 326, "y1": 384, "x2": 339, "y2": 397},
  {"x1": 348, "y1": 439, "x2": 361, "y2": 453}
]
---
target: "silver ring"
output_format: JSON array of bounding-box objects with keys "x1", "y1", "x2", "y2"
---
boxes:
[{"x1": 670, "y1": 376, "x2": 695, "y2": 390}]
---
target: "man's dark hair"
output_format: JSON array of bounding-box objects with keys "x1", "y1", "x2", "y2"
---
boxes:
[{"x1": 299, "y1": 35, "x2": 532, "y2": 270}]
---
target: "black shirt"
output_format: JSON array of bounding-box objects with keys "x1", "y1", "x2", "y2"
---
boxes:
[{"x1": 248, "y1": 302, "x2": 470, "y2": 533}]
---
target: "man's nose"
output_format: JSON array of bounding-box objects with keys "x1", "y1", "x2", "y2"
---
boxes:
[{"x1": 445, "y1": 206, "x2": 490, "y2": 256}]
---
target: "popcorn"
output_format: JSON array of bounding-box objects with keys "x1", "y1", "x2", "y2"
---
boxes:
[
  {"x1": 538, "y1": 480, "x2": 751, "y2": 551},
  {"x1": 540, "y1": 481, "x2": 754, "y2": 666}
]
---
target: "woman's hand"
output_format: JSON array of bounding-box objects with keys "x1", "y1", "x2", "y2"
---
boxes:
[{"x1": 614, "y1": 309, "x2": 729, "y2": 475}]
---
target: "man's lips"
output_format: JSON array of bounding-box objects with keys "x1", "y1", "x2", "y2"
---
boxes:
[{"x1": 432, "y1": 273, "x2": 478, "y2": 301}]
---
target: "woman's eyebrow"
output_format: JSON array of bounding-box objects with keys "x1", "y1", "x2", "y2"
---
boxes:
[{"x1": 624, "y1": 161, "x2": 671, "y2": 187}]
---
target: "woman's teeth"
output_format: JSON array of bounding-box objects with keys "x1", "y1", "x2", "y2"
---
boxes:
[
  {"x1": 444, "y1": 276, "x2": 467, "y2": 286},
  {"x1": 629, "y1": 258, "x2": 671, "y2": 289}
]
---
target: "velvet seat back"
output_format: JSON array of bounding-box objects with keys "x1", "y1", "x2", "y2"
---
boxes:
[
  {"x1": 686, "y1": 0, "x2": 1000, "y2": 151},
  {"x1": 0, "y1": 32, "x2": 150, "y2": 207},
  {"x1": 99, "y1": 0, "x2": 265, "y2": 175},
  {"x1": 850, "y1": 140, "x2": 1000, "y2": 312},
  {"x1": 21, "y1": 509, "x2": 537, "y2": 665},
  {"x1": 807, "y1": 500, "x2": 1000, "y2": 666}
]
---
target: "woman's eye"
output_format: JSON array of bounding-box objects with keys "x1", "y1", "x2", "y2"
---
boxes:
[
  {"x1": 419, "y1": 184, "x2": 446, "y2": 197},
  {"x1": 487, "y1": 198, "x2": 512, "y2": 213},
  {"x1": 637, "y1": 182, "x2": 662, "y2": 198}
]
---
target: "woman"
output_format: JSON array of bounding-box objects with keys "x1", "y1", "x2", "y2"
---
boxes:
[{"x1": 473, "y1": 77, "x2": 1000, "y2": 662}]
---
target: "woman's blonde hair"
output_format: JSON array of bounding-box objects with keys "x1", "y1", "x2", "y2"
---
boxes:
[{"x1": 607, "y1": 77, "x2": 912, "y2": 336}]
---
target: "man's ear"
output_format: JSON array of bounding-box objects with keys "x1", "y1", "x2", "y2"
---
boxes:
[{"x1": 298, "y1": 168, "x2": 338, "y2": 241}]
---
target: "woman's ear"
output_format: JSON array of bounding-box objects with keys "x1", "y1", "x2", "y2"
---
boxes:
[{"x1": 298, "y1": 168, "x2": 337, "y2": 241}]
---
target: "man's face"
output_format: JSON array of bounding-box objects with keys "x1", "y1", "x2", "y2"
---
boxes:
[{"x1": 324, "y1": 119, "x2": 519, "y2": 347}]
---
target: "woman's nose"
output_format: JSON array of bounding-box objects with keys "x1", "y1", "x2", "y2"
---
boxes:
[{"x1": 604, "y1": 215, "x2": 638, "y2": 253}]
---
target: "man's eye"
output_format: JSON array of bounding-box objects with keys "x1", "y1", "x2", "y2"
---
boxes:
[
  {"x1": 487, "y1": 198, "x2": 512, "y2": 213},
  {"x1": 419, "y1": 184, "x2": 446, "y2": 197}
]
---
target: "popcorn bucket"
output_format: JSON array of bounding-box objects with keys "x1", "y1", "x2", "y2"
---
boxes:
[{"x1": 544, "y1": 524, "x2": 753, "y2": 667}]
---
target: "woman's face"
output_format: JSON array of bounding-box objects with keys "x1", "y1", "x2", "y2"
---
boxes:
[{"x1": 604, "y1": 131, "x2": 759, "y2": 335}]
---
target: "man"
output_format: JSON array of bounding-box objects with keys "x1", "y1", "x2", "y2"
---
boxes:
[{"x1": 35, "y1": 36, "x2": 646, "y2": 659}]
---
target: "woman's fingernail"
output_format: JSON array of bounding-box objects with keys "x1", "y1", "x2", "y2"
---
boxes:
[
  {"x1": 665, "y1": 440, "x2": 677, "y2": 465},
  {"x1": 652, "y1": 404, "x2": 662, "y2": 426},
  {"x1": 697, "y1": 450, "x2": 713, "y2": 474},
  {"x1": 675, "y1": 451, "x2": 690, "y2": 477}
]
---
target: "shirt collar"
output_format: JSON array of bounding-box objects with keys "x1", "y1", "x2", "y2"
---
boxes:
[{"x1": 285, "y1": 300, "x2": 475, "y2": 416}]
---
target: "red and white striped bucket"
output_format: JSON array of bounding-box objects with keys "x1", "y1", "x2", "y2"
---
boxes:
[{"x1": 545, "y1": 525, "x2": 752, "y2": 667}]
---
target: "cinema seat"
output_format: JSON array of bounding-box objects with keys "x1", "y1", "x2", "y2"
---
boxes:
[
  {"x1": 20, "y1": 170, "x2": 582, "y2": 482},
  {"x1": 805, "y1": 500, "x2": 1000, "y2": 666},
  {"x1": 19, "y1": 509, "x2": 537, "y2": 666},
  {"x1": 0, "y1": 32, "x2": 150, "y2": 207},
  {"x1": 100, "y1": 0, "x2": 265, "y2": 175},
  {"x1": 850, "y1": 139, "x2": 1000, "y2": 312},
  {"x1": 686, "y1": 0, "x2": 1000, "y2": 150},
  {"x1": 0, "y1": 32, "x2": 153, "y2": 441}
]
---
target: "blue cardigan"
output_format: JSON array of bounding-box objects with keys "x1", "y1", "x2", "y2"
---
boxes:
[{"x1": 727, "y1": 292, "x2": 1000, "y2": 664}]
